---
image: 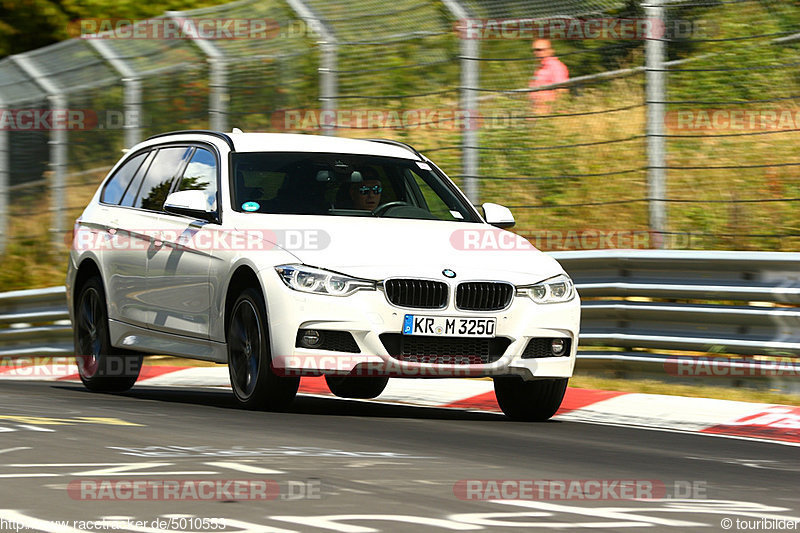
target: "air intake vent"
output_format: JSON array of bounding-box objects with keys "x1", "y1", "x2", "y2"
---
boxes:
[
  {"x1": 384, "y1": 279, "x2": 448, "y2": 309},
  {"x1": 380, "y1": 334, "x2": 510, "y2": 365},
  {"x1": 456, "y1": 282, "x2": 514, "y2": 311}
]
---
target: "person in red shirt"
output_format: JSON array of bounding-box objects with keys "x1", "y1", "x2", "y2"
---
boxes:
[{"x1": 529, "y1": 39, "x2": 569, "y2": 114}]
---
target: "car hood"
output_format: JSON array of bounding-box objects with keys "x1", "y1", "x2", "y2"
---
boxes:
[{"x1": 232, "y1": 214, "x2": 565, "y2": 285}]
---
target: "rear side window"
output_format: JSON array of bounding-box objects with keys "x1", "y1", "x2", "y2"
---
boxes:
[
  {"x1": 135, "y1": 147, "x2": 191, "y2": 211},
  {"x1": 100, "y1": 152, "x2": 147, "y2": 205},
  {"x1": 177, "y1": 148, "x2": 218, "y2": 210},
  {"x1": 120, "y1": 151, "x2": 156, "y2": 208}
]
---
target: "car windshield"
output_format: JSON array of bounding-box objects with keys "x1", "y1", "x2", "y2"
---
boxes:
[{"x1": 230, "y1": 152, "x2": 480, "y2": 222}]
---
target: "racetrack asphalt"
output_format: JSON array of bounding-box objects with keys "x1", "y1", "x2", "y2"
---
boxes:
[{"x1": 0, "y1": 380, "x2": 797, "y2": 532}]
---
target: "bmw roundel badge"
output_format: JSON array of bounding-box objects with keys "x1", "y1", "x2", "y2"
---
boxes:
[{"x1": 442, "y1": 269, "x2": 456, "y2": 278}]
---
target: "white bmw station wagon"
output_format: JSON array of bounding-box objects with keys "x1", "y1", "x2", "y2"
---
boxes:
[{"x1": 67, "y1": 130, "x2": 580, "y2": 421}]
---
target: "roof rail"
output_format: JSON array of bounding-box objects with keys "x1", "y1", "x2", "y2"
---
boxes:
[
  {"x1": 145, "y1": 130, "x2": 235, "y2": 150},
  {"x1": 362, "y1": 138, "x2": 423, "y2": 160}
]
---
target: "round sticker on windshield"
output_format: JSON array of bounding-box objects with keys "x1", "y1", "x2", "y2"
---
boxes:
[{"x1": 241, "y1": 201, "x2": 260, "y2": 212}]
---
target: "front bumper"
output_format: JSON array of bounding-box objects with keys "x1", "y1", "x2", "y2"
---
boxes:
[{"x1": 261, "y1": 270, "x2": 580, "y2": 381}]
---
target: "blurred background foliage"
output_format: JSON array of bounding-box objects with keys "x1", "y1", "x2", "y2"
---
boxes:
[{"x1": 0, "y1": 0, "x2": 798, "y2": 290}]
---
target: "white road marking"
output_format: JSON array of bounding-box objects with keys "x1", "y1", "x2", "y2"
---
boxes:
[
  {"x1": 108, "y1": 445, "x2": 432, "y2": 459},
  {"x1": 15, "y1": 424, "x2": 55, "y2": 432},
  {"x1": 271, "y1": 514, "x2": 483, "y2": 533},
  {"x1": 0, "y1": 447, "x2": 31, "y2": 454},
  {"x1": 684, "y1": 456, "x2": 800, "y2": 471},
  {"x1": 203, "y1": 461, "x2": 285, "y2": 474},
  {"x1": 0, "y1": 473, "x2": 57, "y2": 478},
  {"x1": 0, "y1": 462, "x2": 217, "y2": 477}
]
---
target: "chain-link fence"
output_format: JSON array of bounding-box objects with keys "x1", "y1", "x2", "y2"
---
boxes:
[
  {"x1": 661, "y1": 0, "x2": 800, "y2": 251},
  {"x1": 0, "y1": 0, "x2": 798, "y2": 288}
]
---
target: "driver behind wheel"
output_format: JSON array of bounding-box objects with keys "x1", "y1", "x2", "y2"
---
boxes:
[{"x1": 349, "y1": 170, "x2": 382, "y2": 211}]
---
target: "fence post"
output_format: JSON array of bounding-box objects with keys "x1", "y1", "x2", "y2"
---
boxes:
[
  {"x1": 461, "y1": 32, "x2": 480, "y2": 203},
  {"x1": 208, "y1": 59, "x2": 229, "y2": 131},
  {"x1": 0, "y1": 98, "x2": 7, "y2": 256},
  {"x1": 123, "y1": 78, "x2": 143, "y2": 147},
  {"x1": 284, "y1": 0, "x2": 338, "y2": 136},
  {"x1": 645, "y1": 0, "x2": 667, "y2": 248},
  {"x1": 167, "y1": 12, "x2": 229, "y2": 132},
  {"x1": 319, "y1": 43, "x2": 338, "y2": 136},
  {"x1": 86, "y1": 39, "x2": 142, "y2": 148},
  {"x1": 10, "y1": 54, "x2": 68, "y2": 251},
  {"x1": 441, "y1": 0, "x2": 479, "y2": 203}
]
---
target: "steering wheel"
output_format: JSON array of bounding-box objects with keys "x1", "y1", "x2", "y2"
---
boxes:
[{"x1": 372, "y1": 201, "x2": 411, "y2": 216}]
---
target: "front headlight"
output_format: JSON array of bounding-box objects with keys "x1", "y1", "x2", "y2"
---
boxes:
[
  {"x1": 517, "y1": 274, "x2": 575, "y2": 304},
  {"x1": 275, "y1": 265, "x2": 376, "y2": 296}
]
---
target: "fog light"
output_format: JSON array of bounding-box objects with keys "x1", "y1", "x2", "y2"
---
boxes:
[
  {"x1": 551, "y1": 338, "x2": 566, "y2": 356},
  {"x1": 300, "y1": 329, "x2": 322, "y2": 347}
]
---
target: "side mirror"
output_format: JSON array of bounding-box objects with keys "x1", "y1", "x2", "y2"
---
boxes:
[
  {"x1": 164, "y1": 190, "x2": 217, "y2": 222},
  {"x1": 482, "y1": 202, "x2": 515, "y2": 228}
]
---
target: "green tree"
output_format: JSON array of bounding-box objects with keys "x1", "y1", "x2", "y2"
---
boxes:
[{"x1": 0, "y1": 0, "x2": 233, "y2": 57}]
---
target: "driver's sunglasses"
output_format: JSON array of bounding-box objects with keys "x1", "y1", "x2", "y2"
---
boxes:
[{"x1": 359, "y1": 185, "x2": 382, "y2": 195}]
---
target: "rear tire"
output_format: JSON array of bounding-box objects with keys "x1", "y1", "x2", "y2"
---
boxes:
[
  {"x1": 74, "y1": 277, "x2": 142, "y2": 393},
  {"x1": 325, "y1": 375, "x2": 388, "y2": 399},
  {"x1": 493, "y1": 377, "x2": 568, "y2": 421},
  {"x1": 227, "y1": 288, "x2": 299, "y2": 410}
]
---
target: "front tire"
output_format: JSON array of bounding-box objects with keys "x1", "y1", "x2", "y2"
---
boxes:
[
  {"x1": 227, "y1": 288, "x2": 299, "y2": 410},
  {"x1": 325, "y1": 375, "x2": 388, "y2": 399},
  {"x1": 493, "y1": 377, "x2": 568, "y2": 421},
  {"x1": 74, "y1": 277, "x2": 142, "y2": 393}
]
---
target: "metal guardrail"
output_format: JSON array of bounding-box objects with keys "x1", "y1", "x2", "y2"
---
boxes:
[
  {"x1": 0, "y1": 286, "x2": 71, "y2": 357},
  {"x1": 1, "y1": 251, "x2": 799, "y2": 378},
  {"x1": 551, "y1": 250, "x2": 800, "y2": 359}
]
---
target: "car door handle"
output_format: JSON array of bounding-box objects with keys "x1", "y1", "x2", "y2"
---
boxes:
[
  {"x1": 106, "y1": 219, "x2": 119, "y2": 235},
  {"x1": 153, "y1": 231, "x2": 165, "y2": 248}
]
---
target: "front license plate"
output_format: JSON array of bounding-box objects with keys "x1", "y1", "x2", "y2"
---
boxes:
[{"x1": 402, "y1": 315, "x2": 496, "y2": 338}]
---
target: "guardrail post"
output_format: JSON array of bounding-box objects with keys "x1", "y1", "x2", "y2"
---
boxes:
[
  {"x1": 461, "y1": 31, "x2": 480, "y2": 203},
  {"x1": 10, "y1": 54, "x2": 68, "y2": 252},
  {"x1": 167, "y1": 12, "x2": 229, "y2": 133},
  {"x1": 49, "y1": 93, "x2": 68, "y2": 250},
  {"x1": 86, "y1": 39, "x2": 142, "y2": 148},
  {"x1": 319, "y1": 42, "x2": 338, "y2": 137},
  {"x1": 441, "y1": 0, "x2": 479, "y2": 203},
  {"x1": 284, "y1": 0, "x2": 338, "y2": 136},
  {"x1": 208, "y1": 58, "x2": 229, "y2": 132},
  {"x1": 0, "y1": 99, "x2": 7, "y2": 256},
  {"x1": 645, "y1": 0, "x2": 667, "y2": 248},
  {"x1": 123, "y1": 78, "x2": 143, "y2": 147}
]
